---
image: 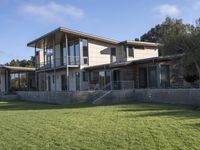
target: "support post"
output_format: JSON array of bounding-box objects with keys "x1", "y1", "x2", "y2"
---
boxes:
[
  {"x1": 34, "y1": 45, "x2": 38, "y2": 90},
  {"x1": 43, "y1": 40, "x2": 46, "y2": 91},
  {"x1": 53, "y1": 37, "x2": 57, "y2": 91},
  {"x1": 65, "y1": 34, "x2": 69, "y2": 91}
]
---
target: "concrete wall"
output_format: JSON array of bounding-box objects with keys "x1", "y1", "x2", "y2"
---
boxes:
[
  {"x1": 133, "y1": 89, "x2": 200, "y2": 106},
  {"x1": 88, "y1": 40, "x2": 117, "y2": 66},
  {"x1": 17, "y1": 91, "x2": 96, "y2": 104},
  {"x1": 93, "y1": 89, "x2": 200, "y2": 106},
  {"x1": 127, "y1": 48, "x2": 158, "y2": 61},
  {"x1": 0, "y1": 95, "x2": 18, "y2": 101}
]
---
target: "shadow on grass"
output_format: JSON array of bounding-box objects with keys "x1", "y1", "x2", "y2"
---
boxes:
[
  {"x1": 0, "y1": 101, "x2": 127, "y2": 111},
  {"x1": 0, "y1": 101, "x2": 95, "y2": 111},
  {"x1": 119, "y1": 103, "x2": 200, "y2": 119}
]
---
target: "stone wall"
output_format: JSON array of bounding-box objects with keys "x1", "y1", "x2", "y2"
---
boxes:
[{"x1": 17, "y1": 91, "x2": 96, "y2": 104}]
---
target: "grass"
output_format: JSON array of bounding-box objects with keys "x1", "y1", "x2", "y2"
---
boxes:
[{"x1": 0, "y1": 102, "x2": 200, "y2": 150}]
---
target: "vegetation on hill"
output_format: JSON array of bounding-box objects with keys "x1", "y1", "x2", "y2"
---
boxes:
[
  {"x1": 5, "y1": 56, "x2": 35, "y2": 68},
  {"x1": 141, "y1": 17, "x2": 200, "y2": 85}
]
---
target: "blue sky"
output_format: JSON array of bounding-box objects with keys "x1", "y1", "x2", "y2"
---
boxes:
[{"x1": 0, "y1": 0, "x2": 200, "y2": 64}]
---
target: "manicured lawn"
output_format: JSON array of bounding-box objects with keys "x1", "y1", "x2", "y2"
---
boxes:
[{"x1": 0, "y1": 102, "x2": 200, "y2": 150}]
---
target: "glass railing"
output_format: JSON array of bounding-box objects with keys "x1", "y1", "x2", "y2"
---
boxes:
[{"x1": 36, "y1": 56, "x2": 80, "y2": 69}]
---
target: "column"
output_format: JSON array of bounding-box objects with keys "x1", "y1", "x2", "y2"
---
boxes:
[{"x1": 65, "y1": 34, "x2": 69, "y2": 91}]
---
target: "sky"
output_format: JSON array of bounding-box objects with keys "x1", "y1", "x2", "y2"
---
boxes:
[{"x1": 0, "y1": 0, "x2": 200, "y2": 64}]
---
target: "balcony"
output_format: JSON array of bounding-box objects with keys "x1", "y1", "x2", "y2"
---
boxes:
[{"x1": 36, "y1": 56, "x2": 80, "y2": 70}]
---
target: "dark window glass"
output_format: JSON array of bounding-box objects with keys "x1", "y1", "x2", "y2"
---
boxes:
[
  {"x1": 111, "y1": 48, "x2": 116, "y2": 62},
  {"x1": 160, "y1": 65, "x2": 170, "y2": 88},
  {"x1": 82, "y1": 72, "x2": 89, "y2": 82},
  {"x1": 61, "y1": 75, "x2": 67, "y2": 91},
  {"x1": 82, "y1": 39, "x2": 88, "y2": 57},
  {"x1": 148, "y1": 66, "x2": 158, "y2": 88},
  {"x1": 128, "y1": 46, "x2": 134, "y2": 57}
]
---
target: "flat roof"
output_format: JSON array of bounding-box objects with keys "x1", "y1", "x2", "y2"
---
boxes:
[
  {"x1": 0, "y1": 65, "x2": 35, "y2": 72},
  {"x1": 84, "y1": 54, "x2": 183, "y2": 70}
]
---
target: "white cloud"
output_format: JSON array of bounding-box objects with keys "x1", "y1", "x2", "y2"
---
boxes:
[
  {"x1": 154, "y1": 4, "x2": 180, "y2": 17},
  {"x1": 19, "y1": 2, "x2": 84, "y2": 24}
]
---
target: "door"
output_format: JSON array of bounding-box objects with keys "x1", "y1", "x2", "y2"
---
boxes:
[
  {"x1": 148, "y1": 66, "x2": 158, "y2": 88},
  {"x1": 113, "y1": 70, "x2": 121, "y2": 89},
  {"x1": 139, "y1": 67, "x2": 147, "y2": 88},
  {"x1": 48, "y1": 76, "x2": 51, "y2": 91}
]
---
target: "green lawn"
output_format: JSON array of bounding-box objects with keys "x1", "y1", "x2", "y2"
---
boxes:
[{"x1": 0, "y1": 102, "x2": 200, "y2": 150}]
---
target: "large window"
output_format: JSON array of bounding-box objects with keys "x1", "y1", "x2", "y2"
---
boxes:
[
  {"x1": 60, "y1": 43, "x2": 67, "y2": 66},
  {"x1": 61, "y1": 75, "x2": 67, "y2": 91},
  {"x1": 68, "y1": 40, "x2": 80, "y2": 65},
  {"x1": 10, "y1": 73, "x2": 28, "y2": 91},
  {"x1": 111, "y1": 48, "x2": 116, "y2": 63},
  {"x1": 82, "y1": 39, "x2": 88, "y2": 65},
  {"x1": 46, "y1": 47, "x2": 54, "y2": 68},
  {"x1": 160, "y1": 65, "x2": 170, "y2": 88}
]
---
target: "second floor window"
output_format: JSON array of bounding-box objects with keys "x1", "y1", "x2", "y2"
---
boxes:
[
  {"x1": 111, "y1": 48, "x2": 116, "y2": 63},
  {"x1": 128, "y1": 46, "x2": 134, "y2": 57},
  {"x1": 82, "y1": 39, "x2": 88, "y2": 65}
]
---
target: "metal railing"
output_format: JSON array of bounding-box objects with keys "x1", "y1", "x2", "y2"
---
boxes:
[{"x1": 89, "y1": 80, "x2": 135, "y2": 91}]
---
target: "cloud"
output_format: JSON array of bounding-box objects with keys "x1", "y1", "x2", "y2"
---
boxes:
[
  {"x1": 154, "y1": 4, "x2": 180, "y2": 17},
  {"x1": 19, "y1": 2, "x2": 84, "y2": 24}
]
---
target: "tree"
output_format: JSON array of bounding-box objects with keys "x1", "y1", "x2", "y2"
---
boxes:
[
  {"x1": 161, "y1": 19, "x2": 200, "y2": 86},
  {"x1": 141, "y1": 17, "x2": 193, "y2": 44},
  {"x1": 5, "y1": 56, "x2": 35, "y2": 67}
]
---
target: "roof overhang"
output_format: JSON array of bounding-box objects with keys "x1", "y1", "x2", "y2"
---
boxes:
[
  {"x1": 119, "y1": 40, "x2": 159, "y2": 48},
  {"x1": 84, "y1": 54, "x2": 183, "y2": 71},
  {"x1": 27, "y1": 27, "x2": 119, "y2": 48},
  {"x1": 0, "y1": 65, "x2": 35, "y2": 73}
]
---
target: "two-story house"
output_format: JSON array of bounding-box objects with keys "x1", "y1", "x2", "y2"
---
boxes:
[{"x1": 28, "y1": 27, "x2": 181, "y2": 92}]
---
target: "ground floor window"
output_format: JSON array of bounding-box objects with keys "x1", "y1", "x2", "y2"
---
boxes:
[
  {"x1": 160, "y1": 65, "x2": 170, "y2": 88},
  {"x1": 61, "y1": 75, "x2": 67, "y2": 91}
]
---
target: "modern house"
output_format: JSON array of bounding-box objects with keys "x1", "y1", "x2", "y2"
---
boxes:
[
  {"x1": 27, "y1": 27, "x2": 185, "y2": 92},
  {"x1": 0, "y1": 65, "x2": 35, "y2": 94}
]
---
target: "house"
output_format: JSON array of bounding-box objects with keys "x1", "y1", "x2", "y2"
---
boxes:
[
  {"x1": 27, "y1": 27, "x2": 185, "y2": 92},
  {"x1": 0, "y1": 65, "x2": 35, "y2": 94}
]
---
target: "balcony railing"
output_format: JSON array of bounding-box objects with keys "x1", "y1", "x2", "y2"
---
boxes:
[{"x1": 36, "y1": 56, "x2": 80, "y2": 69}]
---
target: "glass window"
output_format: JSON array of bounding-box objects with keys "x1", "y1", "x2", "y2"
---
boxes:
[
  {"x1": 60, "y1": 43, "x2": 66, "y2": 65},
  {"x1": 68, "y1": 41, "x2": 75, "y2": 65},
  {"x1": 111, "y1": 48, "x2": 116, "y2": 63},
  {"x1": 82, "y1": 39, "x2": 88, "y2": 57},
  {"x1": 160, "y1": 65, "x2": 170, "y2": 88},
  {"x1": 82, "y1": 71, "x2": 89, "y2": 82},
  {"x1": 61, "y1": 75, "x2": 67, "y2": 91},
  {"x1": 148, "y1": 66, "x2": 158, "y2": 88},
  {"x1": 128, "y1": 46, "x2": 134, "y2": 57},
  {"x1": 75, "y1": 40, "x2": 80, "y2": 65}
]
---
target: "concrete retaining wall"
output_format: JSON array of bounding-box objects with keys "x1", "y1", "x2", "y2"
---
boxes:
[
  {"x1": 0, "y1": 95, "x2": 19, "y2": 101},
  {"x1": 6, "y1": 89, "x2": 200, "y2": 106},
  {"x1": 95, "y1": 89, "x2": 200, "y2": 106},
  {"x1": 17, "y1": 91, "x2": 96, "y2": 104},
  {"x1": 133, "y1": 89, "x2": 200, "y2": 106}
]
